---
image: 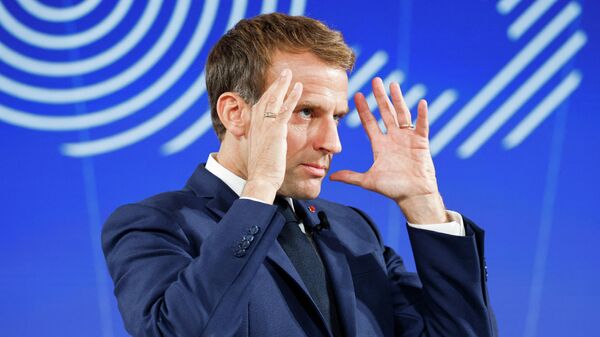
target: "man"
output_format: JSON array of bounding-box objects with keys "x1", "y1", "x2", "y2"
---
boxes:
[{"x1": 102, "y1": 13, "x2": 497, "y2": 337}]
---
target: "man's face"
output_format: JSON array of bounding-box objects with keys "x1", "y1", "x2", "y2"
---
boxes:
[{"x1": 264, "y1": 51, "x2": 348, "y2": 199}]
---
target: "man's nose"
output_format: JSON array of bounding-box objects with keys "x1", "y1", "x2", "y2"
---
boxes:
[{"x1": 315, "y1": 117, "x2": 342, "y2": 154}]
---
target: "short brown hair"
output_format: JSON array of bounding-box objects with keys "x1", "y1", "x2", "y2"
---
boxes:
[{"x1": 206, "y1": 13, "x2": 356, "y2": 141}]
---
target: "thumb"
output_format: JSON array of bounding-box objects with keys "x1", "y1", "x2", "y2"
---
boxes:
[{"x1": 329, "y1": 170, "x2": 365, "y2": 186}]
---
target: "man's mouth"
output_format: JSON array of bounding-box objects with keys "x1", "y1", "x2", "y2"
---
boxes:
[{"x1": 300, "y1": 162, "x2": 328, "y2": 177}]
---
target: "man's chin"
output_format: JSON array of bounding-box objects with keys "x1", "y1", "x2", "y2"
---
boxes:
[
  {"x1": 295, "y1": 188, "x2": 320, "y2": 200},
  {"x1": 280, "y1": 178, "x2": 323, "y2": 200}
]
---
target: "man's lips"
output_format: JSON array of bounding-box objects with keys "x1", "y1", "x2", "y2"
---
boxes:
[
  {"x1": 303, "y1": 162, "x2": 327, "y2": 169},
  {"x1": 301, "y1": 163, "x2": 328, "y2": 177}
]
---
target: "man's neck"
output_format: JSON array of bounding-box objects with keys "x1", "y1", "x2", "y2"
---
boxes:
[{"x1": 215, "y1": 141, "x2": 248, "y2": 180}]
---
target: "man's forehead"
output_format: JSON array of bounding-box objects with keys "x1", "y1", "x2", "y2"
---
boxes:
[
  {"x1": 267, "y1": 52, "x2": 348, "y2": 80},
  {"x1": 264, "y1": 51, "x2": 349, "y2": 111}
]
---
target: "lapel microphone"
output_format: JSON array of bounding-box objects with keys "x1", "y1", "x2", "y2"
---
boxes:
[{"x1": 314, "y1": 211, "x2": 331, "y2": 233}]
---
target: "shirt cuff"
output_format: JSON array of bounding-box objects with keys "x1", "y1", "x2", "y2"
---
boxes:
[
  {"x1": 240, "y1": 196, "x2": 270, "y2": 204},
  {"x1": 407, "y1": 210, "x2": 466, "y2": 236}
]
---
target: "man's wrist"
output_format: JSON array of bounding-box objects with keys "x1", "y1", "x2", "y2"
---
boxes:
[
  {"x1": 407, "y1": 210, "x2": 465, "y2": 236},
  {"x1": 397, "y1": 192, "x2": 448, "y2": 224},
  {"x1": 241, "y1": 180, "x2": 278, "y2": 204}
]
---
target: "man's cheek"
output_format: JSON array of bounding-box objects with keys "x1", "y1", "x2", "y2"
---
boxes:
[{"x1": 289, "y1": 123, "x2": 307, "y2": 133}]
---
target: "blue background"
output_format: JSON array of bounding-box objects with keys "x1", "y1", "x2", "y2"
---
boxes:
[{"x1": 0, "y1": 1, "x2": 598, "y2": 336}]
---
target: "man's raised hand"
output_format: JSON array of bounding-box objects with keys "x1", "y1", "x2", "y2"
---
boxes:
[
  {"x1": 242, "y1": 69, "x2": 303, "y2": 204},
  {"x1": 330, "y1": 77, "x2": 447, "y2": 224}
]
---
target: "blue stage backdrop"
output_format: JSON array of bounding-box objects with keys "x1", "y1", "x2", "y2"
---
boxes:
[{"x1": 1, "y1": 0, "x2": 598, "y2": 336}]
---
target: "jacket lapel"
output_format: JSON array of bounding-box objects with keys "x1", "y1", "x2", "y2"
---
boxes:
[
  {"x1": 186, "y1": 164, "x2": 240, "y2": 219},
  {"x1": 204, "y1": 190, "x2": 237, "y2": 219},
  {"x1": 295, "y1": 200, "x2": 358, "y2": 337}
]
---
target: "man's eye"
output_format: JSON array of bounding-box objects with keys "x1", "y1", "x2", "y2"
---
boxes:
[
  {"x1": 298, "y1": 108, "x2": 312, "y2": 119},
  {"x1": 333, "y1": 114, "x2": 345, "y2": 125}
]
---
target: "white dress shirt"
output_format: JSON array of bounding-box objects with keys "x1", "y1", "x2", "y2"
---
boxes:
[{"x1": 205, "y1": 153, "x2": 465, "y2": 236}]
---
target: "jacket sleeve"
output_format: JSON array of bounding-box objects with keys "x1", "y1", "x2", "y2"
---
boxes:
[
  {"x1": 352, "y1": 208, "x2": 498, "y2": 337},
  {"x1": 102, "y1": 198, "x2": 284, "y2": 337}
]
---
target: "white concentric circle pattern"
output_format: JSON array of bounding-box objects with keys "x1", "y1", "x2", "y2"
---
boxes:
[{"x1": 0, "y1": 0, "x2": 308, "y2": 157}]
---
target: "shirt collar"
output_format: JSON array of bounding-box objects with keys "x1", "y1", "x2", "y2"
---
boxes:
[{"x1": 205, "y1": 153, "x2": 246, "y2": 197}]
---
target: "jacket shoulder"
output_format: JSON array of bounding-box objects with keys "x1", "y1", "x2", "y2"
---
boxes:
[
  {"x1": 137, "y1": 188, "x2": 204, "y2": 215},
  {"x1": 101, "y1": 188, "x2": 211, "y2": 251}
]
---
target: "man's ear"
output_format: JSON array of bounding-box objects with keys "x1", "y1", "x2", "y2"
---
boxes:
[{"x1": 216, "y1": 92, "x2": 250, "y2": 138}]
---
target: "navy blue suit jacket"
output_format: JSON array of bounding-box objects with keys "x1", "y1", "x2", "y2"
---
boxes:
[{"x1": 102, "y1": 164, "x2": 497, "y2": 336}]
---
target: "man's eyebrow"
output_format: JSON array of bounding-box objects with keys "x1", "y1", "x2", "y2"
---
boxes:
[{"x1": 296, "y1": 101, "x2": 318, "y2": 109}]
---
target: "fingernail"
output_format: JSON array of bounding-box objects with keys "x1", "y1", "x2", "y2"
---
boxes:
[
  {"x1": 293, "y1": 82, "x2": 302, "y2": 91},
  {"x1": 280, "y1": 69, "x2": 290, "y2": 77}
]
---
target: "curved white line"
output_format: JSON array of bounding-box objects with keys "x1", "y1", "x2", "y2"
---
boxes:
[
  {"x1": 0, "y1": 0, "x2": 218, "y2": 130},
  {"x1": 289, "y1": 0, "x2": 306, "y2": 15},
  {"x1": 160, "y1": 108, "x2": 212, "y2": 155},
  {"x1": 0, "y1": 0, "x2": 188, "y2": 104},
  {"x1": 16, "y1": 0, "x2": 101, "y2": 22},
  {"x1": 0, "y1": 0, "x2": 160, "y2": 76},
  {"x1": 226, "y1": 0, "x2": 248, "y2": 30},
  {"x1": 0, "y1": 0, "x2": 131, "y2": 49},
  {"x1": 62, "y1": 73, "x2": 206, "y2": 157}
]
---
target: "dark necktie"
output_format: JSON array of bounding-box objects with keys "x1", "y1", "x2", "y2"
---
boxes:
[{"x1": 275, "y1": 197, "x2": 341, "y2": 336}]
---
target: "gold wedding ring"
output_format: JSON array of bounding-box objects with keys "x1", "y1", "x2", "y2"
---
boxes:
[
  {"x1": 263, "y1": 111, "x2": 277, "y2": 118},
  {"x1": 399, "y1": 123, "x2": 414, "y2": 129}
]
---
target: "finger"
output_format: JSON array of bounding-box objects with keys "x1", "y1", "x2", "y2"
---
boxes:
[
  {"x1": 329, "y1": 170, "x2": 365, "y2": 186},
  {"x1": 250, "y1": 71, "x2": 285, "y2": 125},
  {"x1": 415, "y1": 99, "x2": 429, "y2": 137},
  {"x1": 354, "y1": 92, "x2": 382, "y2": 140},
  {"x1": 389, "y1": 82, "x2": 411, "y2": 126},
  {"x1": 279, "y1": 82, "x2": 303, "y2": 123},
  {"x1": 371, "y1": 77, "x2": 399, "y2": 130},
  {"x1": 260, "y1": 69, "x2": 293, "y2": 118}
]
